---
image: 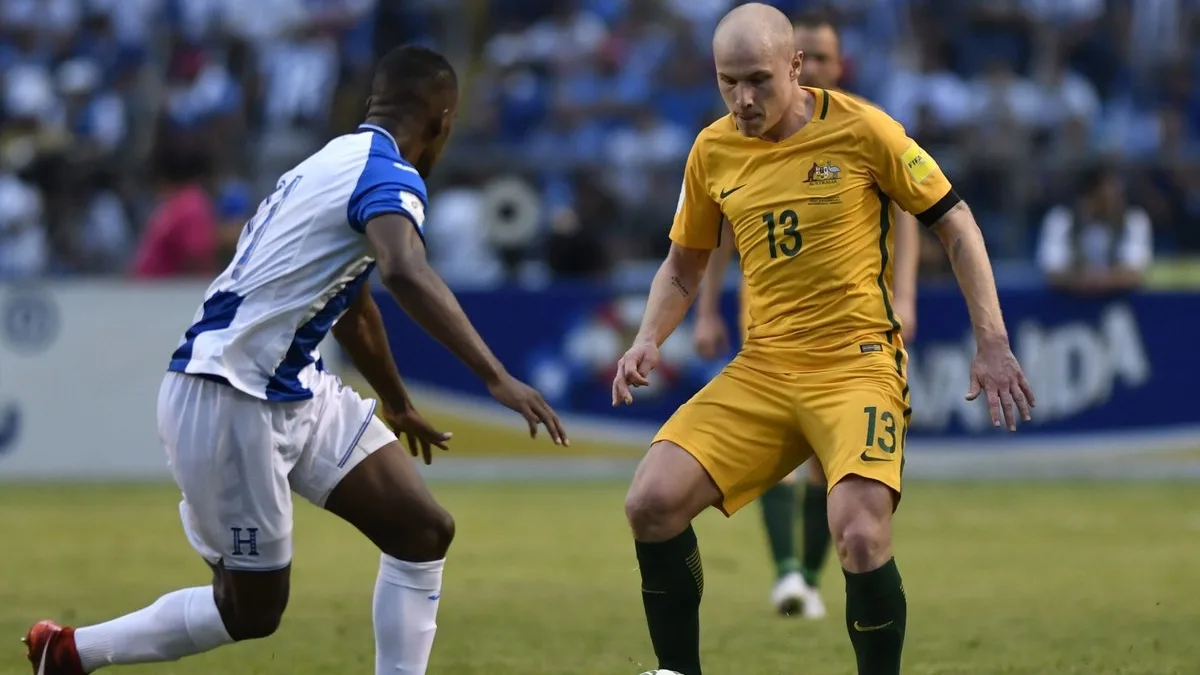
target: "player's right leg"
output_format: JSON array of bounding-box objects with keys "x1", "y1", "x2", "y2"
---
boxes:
[
  {"x1": 286, "y1": 370, "x2": 453, "y2": 675},
  {"x1": 626, "y1": 358, "x2": 809, "y2": 675},
  {"x1": 321, "y1": 441, "x2": 454, "y2": 675},
  {"x1": 27, "y1": 373, "x2": 296, "y2": 674},
  {"x1": 625, "y1": 442, "x2": 722, "y2": 675}
]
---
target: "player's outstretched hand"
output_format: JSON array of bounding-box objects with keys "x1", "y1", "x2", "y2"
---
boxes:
[
  {"x1": 486, "y1": 374, "x2": 569, "y2": 446},
  {"x1": 382, "y1": 403, "x2": 452, "y2": 466},
  {"x1": 966, "y1": 338, "x2": 1036, "y2": 431},
  {"x1": 693, "y1": 313, "x2": 730, "y2": 359},
  {"x1": 612, "y1": 340, "x2": 660, "y2": 407}
]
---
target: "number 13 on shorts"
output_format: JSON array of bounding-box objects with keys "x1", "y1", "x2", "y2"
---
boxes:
[
  {"x1": 861, "y1": 405, "x2": 900, "y2": 461},
  {"x1": 846, "y1": 400, "x2": 909, "y2": 494},
  {"x1": 809, "y1": 377, "x2": 910, "y2": 496}
]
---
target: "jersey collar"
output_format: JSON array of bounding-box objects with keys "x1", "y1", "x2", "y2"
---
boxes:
[{"x1": 358, "y1": 123, "x2": 400, "y2": 154}]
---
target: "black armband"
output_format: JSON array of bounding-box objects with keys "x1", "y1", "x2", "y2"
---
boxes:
[{"x1": 915, "y1": 189, "x2": 962, "y2": 227}]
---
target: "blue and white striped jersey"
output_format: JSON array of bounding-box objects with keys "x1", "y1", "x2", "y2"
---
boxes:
[{"x1": 168, "y1": 124, "x2": 426, "y2": 401}]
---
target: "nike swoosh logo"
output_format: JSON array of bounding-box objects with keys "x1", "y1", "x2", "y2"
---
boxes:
[
  {"x1": 37, "y1": 639, "x2": 50, "y2": 675},
  {"x1": 853, "y1": 620, "x2": 894, "y2": 632},
  {"x1": 428, "y1": 593, "x2": 440, "y2": 600},
  {"x1": 859, "y1": 451, "x2": 894, "y2": 463},
  {"x1": 719, "y1": 185, "x2": 746, "y2": 199}
]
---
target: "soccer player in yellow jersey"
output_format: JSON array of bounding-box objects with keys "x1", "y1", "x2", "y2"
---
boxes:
[
  {"x1": 612, "y1": 5, "x2": 1034, "y2": 675},
  {"x1": 692, "y1": 11, "x2": 921, "y2": 620}
]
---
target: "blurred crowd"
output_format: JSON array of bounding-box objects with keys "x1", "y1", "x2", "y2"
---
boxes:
[{"x1": 2, "y1": 0, "x2": 1199, "y2": 288}]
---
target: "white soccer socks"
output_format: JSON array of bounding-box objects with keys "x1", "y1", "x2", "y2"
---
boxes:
[
  {"x1": 73, "y1": 586, "x2": 233, "y2": 670},
  {"x1": 71, "y1": 557, "x2": 445, "y2": 674},
  {"x1": 373, "y1": 554, "x2": 445, "y2": 675}
]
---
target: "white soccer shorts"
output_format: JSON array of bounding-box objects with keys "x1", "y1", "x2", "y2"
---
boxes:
[{"x1": 157, "y1": 370, "x2": 397, "y2": 571}]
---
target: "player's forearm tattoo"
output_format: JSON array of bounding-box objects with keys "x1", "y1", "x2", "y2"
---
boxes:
[
  {"x1": 949, "y1": 235, "x2": 965, "y2": 265},
  {"x1": 670, "y1": 276, "x2": 690, "y2": 298}
]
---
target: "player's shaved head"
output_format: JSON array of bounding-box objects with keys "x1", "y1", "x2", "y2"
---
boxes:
[
  {"x1": 712, "y1": 2, "x2": 795, "y2": 64},
  {"x1": 366, "y1": 44, "x2": 459, "y2": 176},
  {"x1": 711, "y1": 3, "x2": 805, "y2": 139},
  {"x1": 370, "y1": 45, "x2": 458, "y2": 122}
]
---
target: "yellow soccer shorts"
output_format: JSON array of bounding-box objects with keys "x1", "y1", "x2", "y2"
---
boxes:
[{"x1": 653, "y1": 355, "x2": 910, "y2": 516}]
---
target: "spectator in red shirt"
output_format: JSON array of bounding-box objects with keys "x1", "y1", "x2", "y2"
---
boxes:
[{"x1": 130, "y1": 149, "x2": 218, "y2": 278}]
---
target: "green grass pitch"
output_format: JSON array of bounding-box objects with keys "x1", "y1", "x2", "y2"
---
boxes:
[{"x1": 1, "y1": 481, "x2": 1197, "y2": 674}]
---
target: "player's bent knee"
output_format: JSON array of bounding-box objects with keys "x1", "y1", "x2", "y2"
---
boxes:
[
  {"x1": 379, "y1": 502, "x2": 455, "y2": 562},
  {"x1": 828, "y1": 476, "x2": 895, "y2": 572},
  {"x1": 415, "y1": 504, "x2": 456, "y2": 559},
  {"x1": 834, "y1": 514, "x2": 891, "y2": 573},
  {"x1": 213, "y1": 580, "x2": 289, "y2": 641},
  {"x1": 624, "y1": 441, "x2": 721, "y2": 541},
  {"x1": 624, "y1": 488, "x2": 688, "y2": 542},
  {"x1": 222, "y1": 606, "x2": 285, "y2": 642}
]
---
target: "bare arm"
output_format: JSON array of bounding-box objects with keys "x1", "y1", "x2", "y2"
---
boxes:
[
  {"x1": 696, "y1": 219, "x2": 735, "y2": 320},
  {"x1": 613, "y1": 242, "x2": 711, "y2": 405},
  {"x1": 331, "y1": 278, "x2": 413, "y2": 410},
  {"x1": 634, "y1": 243, "x2": 713, "y2": 347},
  {"x1": 931, "y1": 201, "x2": 1035, "y2": 427},
  {"x1": 365, "y1": 213, "x2": 566, "y2": 443},
  {"x1": 365, "y1": 213, "x2": 507, "y2": 385},
  {"x1": 929, "y1": 202, "x2": 1007, "y2": 347}
]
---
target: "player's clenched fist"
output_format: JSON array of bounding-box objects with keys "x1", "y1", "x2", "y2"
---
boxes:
[{"x1": 612, "y1": 341, "x2": 661, "y2": 406}]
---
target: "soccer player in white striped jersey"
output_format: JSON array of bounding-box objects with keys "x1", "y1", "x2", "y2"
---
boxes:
[{"x1": 24, "y1": 45, "x2": 567, "y2": 675}]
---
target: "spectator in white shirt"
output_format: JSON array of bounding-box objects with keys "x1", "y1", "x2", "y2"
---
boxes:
[{"x1": 1037, "y1": 165, "x2": 1154, "y2": 293}]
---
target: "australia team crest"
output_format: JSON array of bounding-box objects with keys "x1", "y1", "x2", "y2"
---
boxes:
[{"x1": 803, "y1": 160, "x2": 842, "y2": 186}]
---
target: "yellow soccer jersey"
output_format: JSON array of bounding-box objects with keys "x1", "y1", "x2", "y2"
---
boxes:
[{"x1": 671, "y1": 88, "x2": 955, "y2": 371}]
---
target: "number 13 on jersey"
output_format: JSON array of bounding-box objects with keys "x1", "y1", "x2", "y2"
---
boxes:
[{"x1": 763, "y1": 209, "x2": 801, "y2": 259}]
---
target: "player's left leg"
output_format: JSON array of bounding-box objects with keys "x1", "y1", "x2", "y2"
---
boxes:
[
  {"x1": 291, "y1": 372, "x2": 452, "y2": 675},
  {"x1": 828, "y1": 476, "x2": 905, "y2": 675},
  {"x1": 800, "y1": 360, "x2": 909, "y2": 675}
]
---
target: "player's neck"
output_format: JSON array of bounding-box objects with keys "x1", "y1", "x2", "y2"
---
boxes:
[
  {"x1": 362, "y1": 115, "x2": 424, "y2": 161},
  {"x1": 759, "y1": 87, "x2": 816, "y2": 143}
]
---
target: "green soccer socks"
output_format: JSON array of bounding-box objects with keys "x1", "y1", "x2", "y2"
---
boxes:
[
  {"x1": 635, "y1": 526, "x2": 704, "y2": 675},
  {"x1": 844, "y1": 558, "x2": 907, "y2": 675},
  {"x1": 800, "y1": 483, "x2": 832, "y2": 587},
  {"x1": 758, "y1": 482, "x2": 800, "y2": 578}
]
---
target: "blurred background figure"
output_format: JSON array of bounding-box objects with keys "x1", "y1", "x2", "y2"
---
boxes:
[
  {"x1": 2, "y1": 0, "x2": 1197, "y2": 285},
  {"x1": 1036, "y1": 164, "x2": 1154, "y2": 294},
  {"x1": 129, "y1": 148, "x2": 218, "y2": 278}
]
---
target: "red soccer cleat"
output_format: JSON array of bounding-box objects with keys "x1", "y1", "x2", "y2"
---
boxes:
[{"x1": 22, "y1": 621, "x2": 85, "y2": 675}]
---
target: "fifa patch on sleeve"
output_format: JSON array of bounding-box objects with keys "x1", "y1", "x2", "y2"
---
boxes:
[
  {"x1": 400, "y1": 190, "x2": 425, "y2": 230},
  {"x1": 900, "y1": 144, "x2": 938, "y2": 184}
]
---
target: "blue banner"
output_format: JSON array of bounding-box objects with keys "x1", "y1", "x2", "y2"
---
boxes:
[{"x1": 372, "y1": 285, "x2": 1200, "y2": 447}]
